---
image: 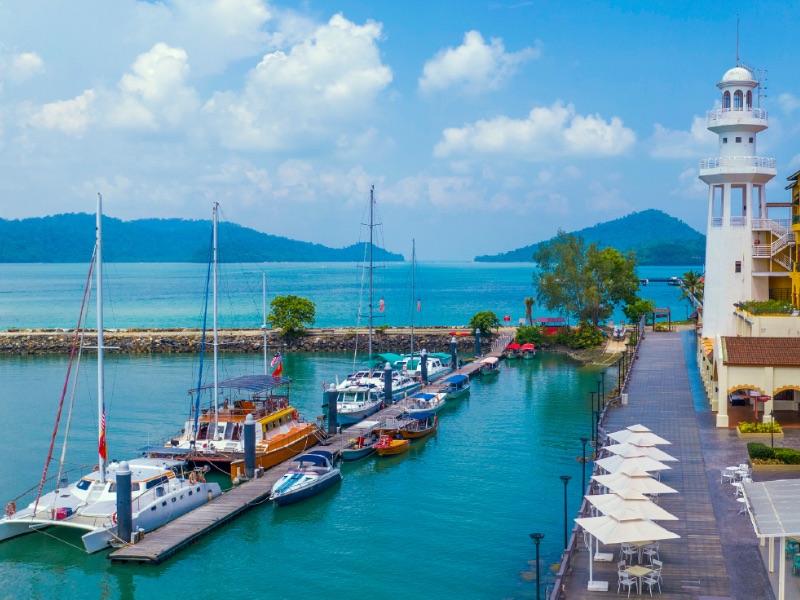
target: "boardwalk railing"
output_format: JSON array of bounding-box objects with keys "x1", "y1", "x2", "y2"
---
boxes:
[{"x1": 548, "y1": 317, "x2": 646, "y2": 599}]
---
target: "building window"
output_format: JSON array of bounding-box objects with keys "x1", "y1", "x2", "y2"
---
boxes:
[
  {"x1": 749, "y1": 137, "x2": 754, "y2": 143},
  {"x1": 747, "y1": 90, "x2": 753, "y2": 109},
  {"x1": 723, "y1": 137, "x2": 728, "y2": 144},
  {"x1": 735, "y1": 261, "x2": 742, "y2": 273},
  {"x1": 736, "y1": 137, "x2": 742, "y2": 143},
  {"x1": 723, "y1": 91, "x2": 731, "y2": 109},
  {"x1": 734, "y1": 90, "x2": 743, "y2": 110}
]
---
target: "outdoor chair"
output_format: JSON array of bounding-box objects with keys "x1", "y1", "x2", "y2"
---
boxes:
[
  {"x1": 617, "y1": 570, "x2": 638, "y2": 597},
  {"x1": 642, "y1": 568, "x2": 662, "y2": 596},
  {"x1": 617, "y1": 560, "x2": 627, "y2": 572},
  {"x1": 620, "y1": 542, "x2": 637, "y2": 565},
  {"x1": 793, "y1": 554, "x2": 800, "y2": 576},
  {"x1": 642, "y1": 541, "x2": 660, "y2": 564},
  {"x1": 721, "y1": 469, "x2": 736, "y2": 484},
  {"x1": 786, "y1": 540, "x2": 800, "y2": 559}
]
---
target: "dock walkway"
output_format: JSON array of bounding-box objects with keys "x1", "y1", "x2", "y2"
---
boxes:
[{"x1": 110, "y1": 333, "x2": 512, "y2": 564}]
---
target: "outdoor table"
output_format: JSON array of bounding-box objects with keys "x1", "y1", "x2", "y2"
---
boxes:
[{"x1": 625, "y1": 565, "x2": 653, "y2": 594}]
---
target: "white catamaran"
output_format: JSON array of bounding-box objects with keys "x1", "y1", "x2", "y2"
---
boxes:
[{"x1": 0, "y1": 195, "x2": 221, "y2": 553}]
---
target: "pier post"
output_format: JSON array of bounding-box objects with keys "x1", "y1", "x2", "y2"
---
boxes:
[
  {"x1": 244, "y1": 414, "x2": 255, "y2": 479},
  {"x1": 450, "y1": 336, "x2": 457, "y2": 370},
  {"x1": 475, "y1": 330, "x2": 481, "y2": 357},
  {"x1": 420, "y1": 348, "x2": 428, "y2": 384},
  {"x1": 116, "y1": 461, "x2": 133, "y2": 544},
  {"x1": 326, "y1": 384, "x2": 338, "y2": 435},
  {"x1": 383, "y1": 361, "x2": 393, "y2": 404}
]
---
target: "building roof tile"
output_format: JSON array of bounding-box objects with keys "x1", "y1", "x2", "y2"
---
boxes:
[{"x1": 723, "y1": 337, "x2": 800, "y2": 366}]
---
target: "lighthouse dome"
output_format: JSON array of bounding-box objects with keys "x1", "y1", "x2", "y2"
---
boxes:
[{"x1": 722, "y1": 66, "x2": 754, "y2": 82}]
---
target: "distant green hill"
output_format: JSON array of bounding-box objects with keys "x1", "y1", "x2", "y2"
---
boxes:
[
  {"x1": 0, "y1": 213, "x2": 405, "y2": 263},
  {"x1": 474, "y1": 209, "x2": 705, "y2": 265}
]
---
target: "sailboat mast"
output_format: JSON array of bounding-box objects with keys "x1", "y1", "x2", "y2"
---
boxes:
[
  {"x1": 262, "y1": 273, "x2": 268, "y2": 375},
  {"x1": 212, "y1": 202, "x2": 219, "y2": 435},
  {"x1": 368, "y1": 185, "x2": 374, "y2": 370},
  {"x1": 410, "y1": 239, "x2": 415, "y2": 358},
  {"x1": 96, "y1": 193, "x2": 106, "y2": 483}
]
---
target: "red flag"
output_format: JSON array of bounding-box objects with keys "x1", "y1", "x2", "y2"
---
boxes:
[
  {"x1": 272, "y1": 361, "x2": 283, "y2": 377},
  {"x1": 379, "y1": 298, "x2": 385, "y2": 312},
  {"x1": 270, "y1": 350, "x2": 282, "y2": 367},
  {"x1": 98, "y1": 403, "x2": 107, "y2": 460}
]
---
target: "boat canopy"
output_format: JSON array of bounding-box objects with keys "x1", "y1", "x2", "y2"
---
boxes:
[
  {"x1": 190, "y1": 374, "x2": 292, "y2": 395},
  {"x1": 506, "y1": 343, "x2": 521, "y2": 350},
  {"x1": 411, "y1": 393, "x2": 436, "y2": 401},
  {"x1": 296, "y1": 450, "x2": 335, "y2": 466},
  {"x1": 429, "y1": 352, "x2": 452, "y2": 363},
  {"x1": 520, "y1": 343, "x2": 535, "y2": 350},
  {"x1": 480, "y1": 357, "x2": 499, "y2": 365},
  {"x1": 364, "y1": 352, "x2": 405, "y2": 368},
  {"x1": 443, "y1": 374, "x2": 468, "y2": 385}
]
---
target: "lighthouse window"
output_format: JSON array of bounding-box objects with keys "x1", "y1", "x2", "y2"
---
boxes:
[
  {"x1": 747, "y1": 91, "x2": 753, "y2": 108},
  {"x1": 723, "y1": 91, "x2": 731, "y2": 109},
  {"x1": 722, "y1": 138, "x2": 728, "y2": 144},
  {"x1": 736, "y1": 137, "x2": 742, "y2": 143},
  {"x1": 749, "y1": 137, "x2": 754, "y2": 143},
  {"x1": 735, "y1": 261, "x2": 742, "y2": 273},
  {"x1": 734, "y1": 90, "x2": 743, "y2": 110}
]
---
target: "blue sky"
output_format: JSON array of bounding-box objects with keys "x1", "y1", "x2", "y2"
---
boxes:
[{"x1": 0, "y1": 1, "x2": 798, "y2": 260}]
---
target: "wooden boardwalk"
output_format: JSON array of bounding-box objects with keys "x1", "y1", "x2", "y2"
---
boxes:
[{"x1": 110, "y1": 333, "x2": 512, "y2": 565}]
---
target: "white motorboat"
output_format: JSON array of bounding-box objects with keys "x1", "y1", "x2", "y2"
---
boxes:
[
  {"x1": 0, "y1": 195, "x2": 221, "y2": 553},
  {"x1": 269, "y1": 450, "x2": 342, "y2": 506}
]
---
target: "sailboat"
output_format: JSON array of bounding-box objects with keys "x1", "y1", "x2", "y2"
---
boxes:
[
  {"x1": 0, "y1": 194, "x2": 222, "y2": 554},
  {"x1": 161, "y1": 203, "x2": 319, "y2": 476}
]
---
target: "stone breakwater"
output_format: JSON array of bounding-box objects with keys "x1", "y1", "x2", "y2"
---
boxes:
[{"x1": 0, "y1": 328, "x2": 492, "y2": 355}]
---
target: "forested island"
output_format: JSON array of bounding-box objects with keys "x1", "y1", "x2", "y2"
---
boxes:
[
  {"x1": 0, "y1": 213, "x2": 404, "y2": 262},
  {"x1": 474, "y1": 209, "x2": 704, "y2": 265}
]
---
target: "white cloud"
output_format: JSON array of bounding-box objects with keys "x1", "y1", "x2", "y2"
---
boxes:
[
  {"x1": 649, "y1": 116, "x2": 716, "y2": 159},
  {"x1": 203, "y1": 13, "x2": 392, "y2": 151},
  {"x1": 418, "y1": 30, "x2": 539, "y2": 94},
  {"x1": 670, "y1": 166, "x2": 707, "y2": 198},
  {"x1": 107, "y1": 43, "x2": 199, "y2": 130},
  {"x1": 433, "y1": 101, "x2": 635, "y2": 160},
  {"x1": 7, "y1": 51, "x2": 44, "y2": 83},
  {"x1": 778, "y1": 93, "x2": 800, "y2": 115},
  {"x1": 26, "y1": 90, "x2": 97, "y2": 135},
  {"x1": 584, "y1": 181, "x2": 629, "y2": 212},
  {"x1": 788, "y1": 154, "x2": 800, "y2": 170}
]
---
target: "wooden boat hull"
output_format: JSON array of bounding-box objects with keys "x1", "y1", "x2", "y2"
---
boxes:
[
  {"x1": 375, "y1": 440, "x2": 410, "y2": 456},
  {"x1": 480, "y1": 368, "x2": 500, "y2": 377},
  {"x1": 230, "y1": 424, "x2": 320, "y2": 480},
  {"x1": 399, "y1": 422, "x2": 438, "y2": 439}
]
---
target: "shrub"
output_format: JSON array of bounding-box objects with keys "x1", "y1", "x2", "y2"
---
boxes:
[
  {"x1": 568, "y1": 322, "x2": 605, "y2": 349},
  {"x1": 516, "y1": 325, "x2": 546, "y2": 346},
  {"x1": 738, "y1": 421, "x2": 782, "y2": 434},
  {"x1": 774, "y1": 448, "x2": 800, "y2": 465},
  {"x1": 747, "y1": 442, "x2": 775, "y2": 461},
  {"x1": 738, "y1": 299, "x2": 794, "y2": 315}
]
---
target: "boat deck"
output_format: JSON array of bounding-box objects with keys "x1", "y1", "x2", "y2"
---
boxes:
[{"x1": 109, "y1": 334, "x2": 511, "y2": 565}]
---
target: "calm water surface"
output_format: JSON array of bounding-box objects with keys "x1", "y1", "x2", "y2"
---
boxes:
[{"x1": 0, "y1": 351, "x2": 612, "y2": 599}]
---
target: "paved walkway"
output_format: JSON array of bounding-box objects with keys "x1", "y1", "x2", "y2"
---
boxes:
[{"x1": 560, "y1": 330, "x2": 793, "y2": 600}]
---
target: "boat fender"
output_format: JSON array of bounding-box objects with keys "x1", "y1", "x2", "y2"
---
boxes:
[
  {"x1": 111, "y1": 512, "x2": 117, "y2": 525},
  {"x1": 5, "y1": 501, "x2": 15, "y2": 516},
  {"x1": 198, "y1": 473, "x2": 206, "y2": 483},
  {"x1": 292, "y1": 410, "x2": 299, "y2": 421},
  {"x1": 92, "y1": 465, "x2": 99, "y2": 472},
  {"x1": 188, "y1": 472, "x2": 197, "y2": 485}
]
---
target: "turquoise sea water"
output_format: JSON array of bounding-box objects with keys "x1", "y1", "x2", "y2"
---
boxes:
[
  {"x1": 0, "y1": 351, "x2": 611, "y2": 599},
  {"x1": 0, "y1": 262, "x2": 693, "y2": 330}
]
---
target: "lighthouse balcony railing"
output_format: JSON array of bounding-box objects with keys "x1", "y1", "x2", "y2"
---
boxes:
[
  {"x1": 707, "y1": 107, "x2": 768, "y2": 125},
  {"x1": 699, "y1": 156, "x2": 776, "y2": 170},
  {"x1": 730, "y1": 216, "x2": 748, "y2": 228},
  {"x1": 752, "y1": 218, "x2": 792, "y2": 231},
  {"x1": 712, "y1": 217, "x2": 723, "y2": 228}
]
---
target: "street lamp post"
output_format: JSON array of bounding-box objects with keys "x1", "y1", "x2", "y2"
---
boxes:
[
  {"x1": 589, "y1": 391, "x2": 596, "y2": 443},
  {"x1": 579, "y1": 437, "x2": 589, "y2": 507},
  {"x1": 530, "y1": 533, "x2": 545, "y2": 600},
  {"x1": 621, "y1": 350, "x2": 627, "y2": 382},
  {"x1": 771, "y1": 410, "x2": 775, "y2": 448},
  {"x1": 560, "y1": 475, "x2": 571, "y2": 549}
]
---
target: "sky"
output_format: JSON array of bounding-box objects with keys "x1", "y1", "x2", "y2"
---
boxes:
[{"x1": 0, "y1": 1, "x2": 798, "y2": 260}]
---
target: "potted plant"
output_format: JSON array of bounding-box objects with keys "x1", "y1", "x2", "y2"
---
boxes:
[{"x1": 737, "y1": 420, "x2": 784, "y2": 439}]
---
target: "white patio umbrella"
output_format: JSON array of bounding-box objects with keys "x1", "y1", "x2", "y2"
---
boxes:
[
  {"x1": 585, "y1": 489, "x2": 679, "y2": 521},
  {"x1": 575, "y1": 512, "x2": 679, "y2": 591},
  {"x1": 592, "y1": 466, "x2": 679, "y2": 495},
  {"x1": 596, "y1": 454, "x2": 672, "y2": 474},
  {"x1": 608, "y1": 429, "x2": 671, "y2": 446},
  {"x1": 604, "y1": 442, "x2": 679, "y2": 462},
  {"x1": 626, "y1": 424, "x2": 652, "y2": 433}
]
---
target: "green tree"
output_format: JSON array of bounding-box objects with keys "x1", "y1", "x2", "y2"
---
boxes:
[
  {"x1": 469, "y1": 311, "x2": 500, "y2": 337},
  {"x1": 524, "y1": 296, "x2": 535, "y2": 326},
  {"x1": 681, "y1": 270, "x2": 704, "y2": 304},
  {"x1": 268, "y1": 295, "x2": 316, "y2": 336},
  {"x1": 532, "y1": 231, "x2": 639, "y2": 326},
  {"x1": 623, "y1": 297, "x2": 656, "y2": 323}
]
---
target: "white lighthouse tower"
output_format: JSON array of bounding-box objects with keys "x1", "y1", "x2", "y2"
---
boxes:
[{"x1": 698, "y1": 65, "x2": 777, "y2": 339}]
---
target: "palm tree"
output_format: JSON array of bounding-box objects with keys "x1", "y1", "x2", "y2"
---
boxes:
[
  {"x1": 681, "y1": 270, "x2": 704, "y2": 305},
  {"x1": 524, "y1": 297, "x2": 535, "y2": 326}
]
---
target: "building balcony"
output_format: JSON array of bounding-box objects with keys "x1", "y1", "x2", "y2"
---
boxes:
[{"x1": 707, "y1": 108, "x2": 768, "y2": 129}]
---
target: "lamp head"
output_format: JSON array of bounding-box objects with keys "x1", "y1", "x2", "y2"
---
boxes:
[
  {"x1": 560, "y1": 475, "x2": 572, "y2": 484},
  {"x1": 530, "y1": 532, "x2": 545, "y2": 543},
  {"x1": 579, "y1": 437, "x2": 589, "y2": 445}
]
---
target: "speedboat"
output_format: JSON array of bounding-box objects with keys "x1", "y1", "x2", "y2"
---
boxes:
[
  {"x1": 269, "y1": 450, "x2": 342, "y2": 506},
  {"x1": 374, "y1": 435, "x2": 410, "y2": 456},
  {"x1": 505, "y1": 342, "x2": 521, "y2": 359},
  {"x1": 393, "y1": 392, "x2": 446, "y2": 420},
  {"x1": 440, "y1": 374, "x2": 470, "y2": 400},
  {"x1": 479, "y1": 357, "x2": 501, "y2": 377}
]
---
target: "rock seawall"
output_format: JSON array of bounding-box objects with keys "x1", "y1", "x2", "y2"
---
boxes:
[{"x1": 0, "y1": 328, "x2": 488, "y2": 355}]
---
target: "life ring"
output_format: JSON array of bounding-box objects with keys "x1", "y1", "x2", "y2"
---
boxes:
[
  {"x1": 754, "y1": 239, "x2": 760, "y2": 245},
  {"x1": 188, "y1": 472, "x2": 197, "y2": 485},
  {"x1": 5, "y1": 502, "x2": 16, "y2": 517},
  {"x1": 292, "y1": 410, "x2": 299, "y2": 421},
  {"x1": 111, "y1": 512, "x2": 117, "y2": 525}
]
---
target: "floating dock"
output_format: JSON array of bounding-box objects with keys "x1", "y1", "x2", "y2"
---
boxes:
[{"x1": 109, "y1": 333, "x2": 512, "y2": 564}]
